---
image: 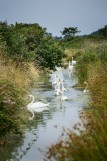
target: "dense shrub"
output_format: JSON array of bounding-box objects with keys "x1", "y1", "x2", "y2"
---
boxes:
[
  {"x1": 0, "y1": 79, "x2": 23, "y2": 138},
  {"x1": 35, "y1": 36, "x2": 64, "y2": 69},
  {"x1": 0, "y1": 21, "x2": 65, "y2": 69}
]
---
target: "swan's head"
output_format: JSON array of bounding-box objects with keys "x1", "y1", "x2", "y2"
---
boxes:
[{"x1": 58, "y1": 79, "x2": 61, "y2": 83}]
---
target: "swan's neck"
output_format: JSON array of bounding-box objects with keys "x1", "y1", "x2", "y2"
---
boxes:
[
  {"x1": 69, "y1": 61, "x2": 71, "y2": 66},
  {"x1": 27, "y1": 95, "x2": 34, "y2": 109},
  {"x1": 57, "y1": 81, "x2": 61, "y2": 90},
  {"x1": 30, "y1": 95, "x2": 34, "y2": 105},
  {"x1": 83, "y1": 83, "x2": 88, "y2": 92}
]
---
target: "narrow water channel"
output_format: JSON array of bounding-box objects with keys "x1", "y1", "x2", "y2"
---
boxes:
[{"x1": 0, "y1": 68, "x2": 88, "y2": 161}]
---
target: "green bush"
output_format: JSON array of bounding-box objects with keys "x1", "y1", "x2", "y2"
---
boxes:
[
  {"x1": 0, "y1": 79, "x2": 24, "y2": 139},
  {"x1": 75, "y1": 47, "x2": 107, "y2": 84},
  {"x1": 75, "y1": 51, "x2": 96, "y2": 83},
  {"x1": 35, "y1": 36, "x2": 65, "y2": 70}
]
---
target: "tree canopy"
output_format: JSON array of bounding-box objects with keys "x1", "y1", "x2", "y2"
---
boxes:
[
  {"x1": 0, "y1": 21, "x2": 65, "y2": 69},
  {"x1": 61, "y1": 27, "x2": 81, "y2": 38}
]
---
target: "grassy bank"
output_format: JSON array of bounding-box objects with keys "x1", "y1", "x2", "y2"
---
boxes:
[
  {"x1": 46, "y1": 39, "x2": 107, "y2": 161},
  {"x1": 0, "y1": 50, "x2": 39, "y2": 144}
]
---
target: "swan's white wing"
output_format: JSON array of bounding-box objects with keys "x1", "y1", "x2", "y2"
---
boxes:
[
  {"x1": 72, "y1": 61, "x2": 77, "y2": 65},
  {"x1": 30, "y1": 102, "x2": 49, "y2": 108}
]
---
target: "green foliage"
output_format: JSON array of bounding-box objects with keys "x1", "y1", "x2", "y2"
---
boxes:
[
  {"x1": 75, "y1": 51, "x2": 96, "y2": 83},
  {"x1": 35, "y1": 36, "x2": 65, "y2": 70},
  {"x1": 75, "y1": 46, "x2": 107, "y2": 84},
  {"x1": 0, "y1": 22, "x2": 45, "y2": 62},
  {"x1": 61, "y1": 27, "x2": 80, "y2": 38},
  {"x1": 98, "y1": 25, "x2": 107, "y2": 37},
  {"x1": 0, "y1": 21, "x2": 64, "y2": 69},
  {"x1": 0, "y1": 79, "x2": 24, "y2": 138},
  {"x1": 60, "y1": 36, "x2": 84, "y2": 49}
]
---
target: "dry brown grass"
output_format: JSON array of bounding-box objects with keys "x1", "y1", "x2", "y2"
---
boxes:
[
  {"x1": 0, "y1": 50, "x2": 40, "y2": 140},
  {"x1": 0, "y1": 53, "x2": 39, "y2": 90},
  {"x1": 88, "y1": 62, "x2": 107, "y2": 109}
]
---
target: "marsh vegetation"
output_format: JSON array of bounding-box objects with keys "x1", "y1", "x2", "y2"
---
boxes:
[{"x1": 0, "y1": 21, "x2": 107, "y2": 161}]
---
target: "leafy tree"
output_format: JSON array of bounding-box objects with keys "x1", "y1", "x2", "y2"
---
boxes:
[
  {"x1": 61, "y1": 27, "x2": 80, "y2": 38},
  {"x1": 35, "y1": 36, "x2": 65, "y2": 69},
  {"x1": 98, "y1": 25, "x2": 107, "y2": 37},
  {"x1": 0, "y1": 22, "x2": 46, "y2": 62},
  {"x1": 0, "y1": 21, "x2": 11, "y2": 48},
  {"x1": 14, "y1": 22, "x2": 46, "y2": 49},
  {"x1": 0, "y1": 21, "x2": 65, "y2": 69},
  {"x1": 11, "y1": 23, "x2": 46, "y2": 61}
]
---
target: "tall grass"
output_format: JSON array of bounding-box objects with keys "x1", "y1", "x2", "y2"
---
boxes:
[
  {"x1": 0, "y1": 50, "x2": 39, "y2": 143},
  {"x1": 75, "y1": 42, "x2": 107, "y2": 84},
  {"x1": 46, "y1": 39, "x2": 107, "y2": 161}
]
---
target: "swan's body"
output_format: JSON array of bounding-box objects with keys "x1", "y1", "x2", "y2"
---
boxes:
[
  {"x1": 61, "y1": 79, "x2": 67, "y2": 92},
  {"x1": 72, "y1": 57, "x2": 77, "y2": 65},
  {"x1": 53, "y1": 79, "x2": 61, "y2": 96},
  {"x1": 53, "y1": 89, "x2": 61, "y2": 96},
  {"x1": 27, "y1": 95, "x2": 49, "y2": 119},
  {"x1": 83, "y1": 89, "x2": 89, "y2": 93},
  {"x1": 68, "y1": 61, "x2": 73, "y2": 72},
  {"x1": 61, "y1": 95, "x2": 68, "y2": 101},
  {"x1": 28, "y1": 101, "x2": 49, "y2": 109},
  {"x1": 60, "y1": 90, "x2": 68, "y2": 101},
  {"x1": 52, "y1": 74, "x2": 58, "y2": 86}
]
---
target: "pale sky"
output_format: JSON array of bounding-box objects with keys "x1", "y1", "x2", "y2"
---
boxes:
[{"x1": 0, "y1": 0, "x2": 107, "y2": 36}]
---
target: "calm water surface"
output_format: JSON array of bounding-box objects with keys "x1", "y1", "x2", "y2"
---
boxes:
[{"x1": 0, "y1": 68, "x2": 89, "y2": 161}]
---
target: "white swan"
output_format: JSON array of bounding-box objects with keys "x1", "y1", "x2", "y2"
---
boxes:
[
  {"x1": 60, "y1": 90, "x2": 68, "y2": 101},
  {"x1": 68, "y1": 61, "x2": 73, "y2": 72},
  {"x1": 52, "y1": 74, "x2": 58, "y2": 86},
  {"x1": 61, "y1": 79, "x2": 67, "y2": 92},
  {"x1": 72, "y1": 57, "x2": 77, "y2": 65},
  {"x1": 83, "y1": 81, "x2": 89, "y2": 93},
  {"x1": 27, "y1": 95, "x2": 49, "y2": 119},
  {"x1": 53, "y1": 79, "x2": 61, "y2": 96}
]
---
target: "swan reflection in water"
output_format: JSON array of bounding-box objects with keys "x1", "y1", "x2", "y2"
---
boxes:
[{"x1": 27, "y1": 94, "x2": 50, "y2": 120}]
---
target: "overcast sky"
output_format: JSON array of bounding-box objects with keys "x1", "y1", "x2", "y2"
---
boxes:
[{"x1": 0, "y1": 0, "x2": 107, "y2": 36}]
